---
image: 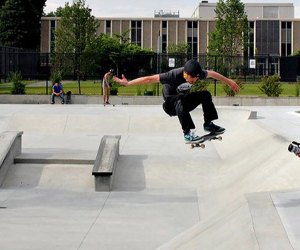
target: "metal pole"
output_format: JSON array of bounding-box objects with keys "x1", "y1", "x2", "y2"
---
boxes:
[
  {"x1": 157, "y1": 33, "x2": 162, "y2": 96},
  {"x1": 46, "y1": 53, "x2": 49, "y2": 95}
]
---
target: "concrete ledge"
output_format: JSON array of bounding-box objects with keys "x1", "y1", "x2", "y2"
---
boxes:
[
  {"x1": 0, "y1": 131, "x2": 23, "y2": 187},
  {"x1": 2, "y1": 95, "x2": 300, "y2": 106},
  {"x1": 14, "y1": 153, "x2": 94, "y2": 165},
  {"x1": 248, "y1": 111, "x2": 257, "y2": 120},
  {"x1": 92, "y1": 135, "x2": 121, "y2": 192}
]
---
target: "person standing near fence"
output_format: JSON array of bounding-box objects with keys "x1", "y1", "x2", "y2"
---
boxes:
[{"x1": 102, "y1": 69, "x2": 115, "y2": 105}]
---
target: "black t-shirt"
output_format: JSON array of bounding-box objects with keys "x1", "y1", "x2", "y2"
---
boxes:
[
  {"x1": 159, "y1": 67, "x2": 207, "y2": 99},
  {"x1": 159, "y1": 67, "x2": 186, "y2": 87}
]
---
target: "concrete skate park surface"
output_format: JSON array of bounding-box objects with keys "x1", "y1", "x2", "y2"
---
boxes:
[{"x1": 1, "y1": 104, "x2": 300, "y2": 249}]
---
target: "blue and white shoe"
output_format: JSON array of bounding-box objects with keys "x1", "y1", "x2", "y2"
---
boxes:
[{"x1": 184, "y1": 130, "x2": 201, "y2": 141}]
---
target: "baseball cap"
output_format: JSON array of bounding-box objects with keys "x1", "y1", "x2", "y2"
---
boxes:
[
  {"x1": 109, "y1": 69, "x2": 115, "y2": 75},
  {"x1": 184, "y1": 60, "x2": 205, "y2": 79}
]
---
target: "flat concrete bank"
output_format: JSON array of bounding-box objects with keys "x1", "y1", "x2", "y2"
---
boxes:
[{"x1": 1, "y1": 94, "x2": 300, "y2": 106}]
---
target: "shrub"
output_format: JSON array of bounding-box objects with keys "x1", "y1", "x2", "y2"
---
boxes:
[
  {"x1": 143, "y1": 83, "x2": 156, "y2": 96},
  {"x1": 259, "y1": 75, "x2": 282, "y2": 97},
  {"x1": 223, "y1": 79, "x2": 244, "y2": 96},
  {"x1": 296, "y1": 82, "x2": 300, "y2": 97},
  {"x1": 136, "y1": 85, "x2": 142, "y2": 96},
  {"x1": 191, "y1": 79, "x2": 210, "y2": 92},
  {"x1": 50, "y1": 71, "x2": 62, "y2": 84},
  {"x1": 110, "y1": 82, "x2": 119, "y2": 95},
  {"x1": 9, "y1": 72, "x2": 25, "y2": 95}
]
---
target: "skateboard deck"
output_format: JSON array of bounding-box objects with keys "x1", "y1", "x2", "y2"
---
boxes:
[
  {"x1": 185, "y1": 132, "x2": 224, "y2": 149},
  {"x1": 103, "y1": 103, "x2": 116, "y2": 107}
]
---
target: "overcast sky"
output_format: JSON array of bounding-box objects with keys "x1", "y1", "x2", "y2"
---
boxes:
[{"x1": 44, "y1": 0, "x2": 300, "y2": 18}]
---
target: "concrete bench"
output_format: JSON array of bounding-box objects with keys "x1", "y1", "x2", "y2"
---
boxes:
[
  {"x1": 0, "y1": 131, "x2": 23, "y2": 186},
  {"x1": 92, "y1": 135, "x2": 121, "y2": 191}
]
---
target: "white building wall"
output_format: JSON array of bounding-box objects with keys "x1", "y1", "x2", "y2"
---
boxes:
[{"x1": 193, "y1": 2, "x2": 294, "y2": 20}]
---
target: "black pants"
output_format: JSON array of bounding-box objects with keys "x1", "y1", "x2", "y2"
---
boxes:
[{"x1": 163, "y1": 91, "x2": 218, "y2": 134}]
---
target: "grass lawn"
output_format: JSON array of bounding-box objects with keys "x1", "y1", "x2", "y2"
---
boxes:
[{"x1": 0, "y1": 80, "x2": 299, "y2": 97}]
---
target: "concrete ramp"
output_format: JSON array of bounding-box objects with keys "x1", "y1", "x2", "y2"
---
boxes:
[
  {"x1": 158, "y1": 197, "x2": 258, "y2": 250},
  {"x1": 1, "y1": 105, "x2": 300, "y2": 250},
  {"x1": 158, "y1": 110, "x2": 300, "y2": 249}
]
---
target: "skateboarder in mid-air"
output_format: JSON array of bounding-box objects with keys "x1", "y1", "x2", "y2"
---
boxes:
[{"x1": 113, "y1": 59, "x2": 240, "y2": 142}]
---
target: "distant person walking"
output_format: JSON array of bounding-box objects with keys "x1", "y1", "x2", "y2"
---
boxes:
[{"x1": 102, "y1": 69, "x2": 115, "y2": 105}]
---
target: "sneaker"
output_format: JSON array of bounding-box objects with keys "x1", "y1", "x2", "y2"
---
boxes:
[
  {"x1": 203, "y1": 122, "x2": 225, "y2": 134},
  {"x1": 106, "y1": 101, "x2": 110, "y2": 105},
  {"x1": 51, "y1": 102, "x2": 54, "y2": 104},
  {"x1": 61, "y1": 101, "x2": 64, "y2": 104},
  {"x1": 184, "y1": 130, "x2": 201, "y2": 141}
]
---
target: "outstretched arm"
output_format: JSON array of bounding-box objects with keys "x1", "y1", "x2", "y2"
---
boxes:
[
  {"x1": 114, "y1": 74, "x2": 160, "y2": 87},
  {"x1": 207, "y1": 70, "x2": 240, "y2": 92}
]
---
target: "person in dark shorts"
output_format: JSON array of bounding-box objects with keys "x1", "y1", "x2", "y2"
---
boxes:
[
  {"x1": 113, "y1": 59, "x2": 240, "y2": 141},
  {"x1": 102, "y1": 69, "x2": 115, "y2": 105}
]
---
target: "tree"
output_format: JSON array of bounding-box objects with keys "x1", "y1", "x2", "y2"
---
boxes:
[
  {"x1": 92, "y1": 33, "x2": 154, "y2": 78},
  {"x1": 0, "y1": 0, "x2": 46, "y2": 50},
  {"x1": 293, "y1": 50, "x2": 300, "y2": 56},
  {"x1": 44, "y1": 7, "x2": 64, "y2": 17},
  {"x1": 166, "y1": 42, "x2": 190, "y2": 68},
  {"x1": 53, "y1": 0, "x2": 99, "y2": 93},
  {"x1": 167, "y1": 42, "x2": 190, "y2": 54},
  {"x1": 208, "y1": 0, "x2": 248, "y2": 57}
]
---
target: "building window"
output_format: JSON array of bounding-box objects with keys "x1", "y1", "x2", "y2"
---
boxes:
[
  {"x1": 106, "y1": 20, "x2": 111, "y2": 35},
  {"x1": 281, "y1": 21, "x2": 292, "y2": 56},
  {"x1": 247, "y1": 21, "x2": 255, "y2": 56},
  {"x1": 256, "y1": 20, "x2": 279, "y2": 55},
  {"x1": 187, "y1": 21, "x2": 198, "y2": 55},
  {"x1": 162, "y1": 21, "x2": 167, "y2": 53},
  {"x1": 50, "y1": 20, "x2": 56, "y2": 52},
  {"x1": 131, "y1": 20, "x2": 142, "y2": 46}
]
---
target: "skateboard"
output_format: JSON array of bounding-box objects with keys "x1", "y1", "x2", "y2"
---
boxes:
[
  {"x1": 66, "y1": 91, "x2": 71, "y2": 104},
  {"x1": 103, "y1": 103, "x2": 115, "y2": 107},
  {"x1": 185, "y1": 132, "x2": 223, "y2": 149}
]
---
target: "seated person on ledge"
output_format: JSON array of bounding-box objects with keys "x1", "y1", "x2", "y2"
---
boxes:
[{"x1": 51, "y1": 82, "x2": 65, "y2": 104}]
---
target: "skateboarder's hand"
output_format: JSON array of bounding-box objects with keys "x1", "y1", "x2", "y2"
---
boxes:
[
  {"x1": 113, "y1": 74, "x2": 128, "y2": 87},
  {"x1": 228, "y1": 79, "x2": 240, "y2": 93}
]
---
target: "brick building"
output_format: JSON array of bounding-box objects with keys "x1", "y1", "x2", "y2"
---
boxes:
[{"x1": 40, "y1": 1, "x2": 299, "y2": 55}]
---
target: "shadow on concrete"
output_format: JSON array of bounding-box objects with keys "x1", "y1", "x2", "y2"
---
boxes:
[{"x1": 113, "y1": 155, "x2": 147, "y2": 191}]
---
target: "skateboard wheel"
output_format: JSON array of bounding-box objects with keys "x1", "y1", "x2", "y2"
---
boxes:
[
  {"x1": 218, "y1": 136, "x2": 222, "y2": 141},
  {"x1": 191, "y1": 144, "x2": 195, "y2": 149},
  {"x1": 200, "y1": 144, "x2": 205, "y2": 149}
]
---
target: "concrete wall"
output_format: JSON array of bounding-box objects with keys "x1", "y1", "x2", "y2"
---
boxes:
[
  {"x1": 1, "y1": 95, "x2": 300, "y2": 106},
  {"x1": 0, "y1": 131, "x2": 23, "y2": 187}
]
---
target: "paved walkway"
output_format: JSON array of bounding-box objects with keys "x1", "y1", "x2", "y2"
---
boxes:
[{"x1": 0, "y1": 104, "x2": 300, "y2": 249}]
